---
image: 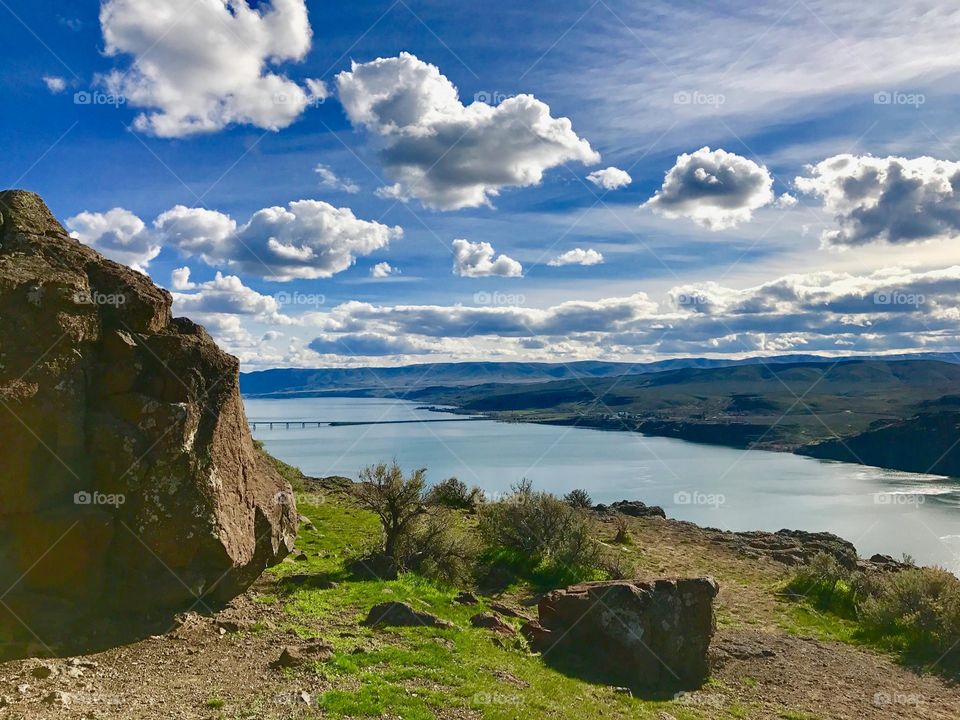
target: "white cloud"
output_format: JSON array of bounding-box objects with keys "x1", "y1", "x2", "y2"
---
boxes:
[
  {"x1": 587, "y1": 167, "x2": 632, "y2": 190},
  {"x1": 42, "y1": 76, "x2": 66, "y2": 93},
  {"x1": 171, "y1": 271, "x2": 288, "y2": 321},
  {"x1": 795, "y1": 154, "x2": 960, "y2": 248},
  {"x1": 548, "y1": 248, "x2": 605, "y2": 266},
  {"x1": 643, "y1": 147, "x2": 775, "y2": 230},
  {"x1": 370, "y1": 261, "x2": 396, "y2": 278},
  {"x1": 316, "y1": 164, "x2": 359, "y2": 194},
  {"x1": 452, "y1": 239, "x2": 523, "y2": 278},
  {"x1": 336, "y1": 52, "x2": 600, "y2": 210},
  {"x1": 775, "y1": 192, "x2": 798, "y2": 208},
  {"x1": 170, "y1": 266, "x2": 196, "y2": 290},
  {"x1": 155, "y1": 200, "x2": 402, "y2": 281},
  {"x1": 309, "y1": 333, "x2": 430, "y2": 357},
  {"x1": 294, "y1": 265, "x2": 960, "y2": 362},
  {"x1": 99, "y1": 0, "x2": 326, "y2": 137},
  {"x1": 66, "y1": 208, "x2": 161, "y2": 272}
]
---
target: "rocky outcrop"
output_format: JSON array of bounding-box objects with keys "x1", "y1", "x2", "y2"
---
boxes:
[
  {"x1": 595, "y1": 500, "x2": 667, "y2": 518},
  {"x1": 704, "y1": 527, "x2": 860, "y2": 569},
  {"x1": 0, "y1": 191, "x2": 297, "y2": 650},
  {"x1": 798, "y1": 412, "x2": 960, "y2": 476},
  {"x1": 522, "y1": 577, "x2": 719, "y2": 692}
]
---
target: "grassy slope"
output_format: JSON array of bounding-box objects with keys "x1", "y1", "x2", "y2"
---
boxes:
[{"x1": 248, "y1": 473, "x2": 871, "y2": 720}]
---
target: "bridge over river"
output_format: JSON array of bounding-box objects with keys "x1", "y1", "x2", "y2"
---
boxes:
[{"x1": 248, "y1": 417, "x2": 488, "y2": 430}]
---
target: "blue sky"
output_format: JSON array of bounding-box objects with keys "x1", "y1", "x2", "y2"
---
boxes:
[{"x1": 4, "y1": 0, "x2": 960, "y2": 368}]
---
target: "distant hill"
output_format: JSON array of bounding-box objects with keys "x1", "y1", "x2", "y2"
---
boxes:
[
  {"x1": 240, "y1": 352, "x2": 960, "y2": 397},
  {"x1": 411, "y1": 359, "x2": 960, "y2": 465}
]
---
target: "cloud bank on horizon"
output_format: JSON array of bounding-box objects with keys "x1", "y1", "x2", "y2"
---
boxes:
[{"x1": 11, "y1": 0, "x2": 960, "y2": 368}]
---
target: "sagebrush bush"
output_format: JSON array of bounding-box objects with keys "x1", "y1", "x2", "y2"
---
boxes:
[
  {"x1": 399, "y1": 510, "x2": 479, "y2": 585},
  {"x1": 790, "y1": 555, "x2": 960, "y2": 666},
  {"x1": 478, "y1": 479, "x2": 600, "y2": 574},
  {"x1": 426, "y1": 477, "x2": 484, "y2": 510},
  {"x1": 564, "y1": 488, "x2": 593, "y2": 509},
  {"x1": 858, "y1": 567, "x2": 960, "y2": 659}
]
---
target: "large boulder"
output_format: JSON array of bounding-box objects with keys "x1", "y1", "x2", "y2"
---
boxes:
[
  {"x1": 523, "y1": 577, "x2": 718, "y2": 692},
  {"x1": 0, "y1": 190, "x2": 297, "y2": 649}
]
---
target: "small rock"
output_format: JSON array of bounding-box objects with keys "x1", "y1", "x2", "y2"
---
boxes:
[
  {"x1": 293, "y1": 550, "x2": 309, "y2": 562},
  {"x1": 42, "y1": 691, "x2": 69, "y2": 706},
  {"x1": 363, "y1": 602, "x2": 454, "y2": 629},
  {"x1": 470, "y1": 613, "x2": 516, "y2": 636},
  {"x1": 520, "y1": 621, "x2": 554, "y2": 652},
  {"x1": 272, "y1": 642, "x2": 335, "y2": 669},
  {"x1": 613, "y1": 687, "x2": 633, "y2": 697},
  {"x1": 30, "y1": 664, "x2": 55, "y2": 680},
  {"x1": 454, "y1": 591, "x2": 479, "y2": 605}
]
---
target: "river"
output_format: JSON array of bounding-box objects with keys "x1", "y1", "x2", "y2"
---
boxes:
[{"x1": 247, "y1": 396, "x2": 960, "y2": 570}]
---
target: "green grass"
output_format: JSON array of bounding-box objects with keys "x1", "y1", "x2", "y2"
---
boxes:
[{"x1": 265, "y1": 494, "x2": 720, "y2": 719}]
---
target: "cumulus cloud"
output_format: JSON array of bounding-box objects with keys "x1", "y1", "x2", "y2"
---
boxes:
[
  {"x1": 775, "y1": 192, "x2": 798, "y2": 208},
  {"x1": 66, "y1": 208, "x2": 161, "y2": 272},
  {"x1": 99, "y1": 0, "x2": 326, "y2": 137},
  {"x1": 316, "y1": 164, "x2": 359, "y2": 194},
  {"x1": 795, "y1": 154, "x2": 960, "y2": 248},
  {"x1": 370, "y1": 261, "x2": 397, "y2": 278},
  {"x1": 548, "y1": 248, "x2": 605, "y2": 267},
  {"x1": 587, "y1": 167, "x2": 632, "y2": 190},
  {"x1": 43, "y1": 76, "x2": 66, "y2": 93},
  {"x1": 452, "y1": 239, "x2": 523, "y2": 278},
  {"x1": 335, "y1": 52, "x2": 600, "y2": 210},
  {"x1": 291, "y1": 265, "x2": 960, "y2": 362},
  {"x1": 171, "y1": 271, "x2": 289, "y2": 322},
  {"x1": 170, "y1": 266, "x2": 196, "y2": 290},
  {"x1": 309, "y1": 333, "x2": 430, "y2": 357},
  {"x1": 643, "y1": 147, "x2": 775, "y2": 229},
  {"x1": 155, "y1": 200, "x2": 402, "y2": 281}
]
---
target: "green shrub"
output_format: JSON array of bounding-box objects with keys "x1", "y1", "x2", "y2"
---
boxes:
[
  {"x1": 425, "y1": 477, "x2": 484, "y2": 510},
  {"x1": 564, "y1": 488, "x2": 593, "y2": 509},
  {"x1": 858, "y1": 567, "x2": 960, "y2": 661},
  {"x1": 477, "y1": 479, "x2": 600, "y2": 585},
  {"x1": 789, "y1": 556, "x2": 960, "y2": 668},
  {"x1": 355, "y1": 462, "x2": 429, "y2": 564},
  {"x1": 398, "y1": 510, "x2": 479, "y2": 585}
]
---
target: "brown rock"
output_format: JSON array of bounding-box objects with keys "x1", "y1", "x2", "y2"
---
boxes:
[
  {"x1": 362, "y1": 602, "x2": 453, "y2": 629},
  {"x1": 0, "y1": 190, "x2": 297, "y2": 646},
  {"x1": 272, "y1": 642, "x2": 334, "y2": 669},
  {"x1": 534, "y1": 577, "x2": 719, "y2": 691},
  {"x1": 453, "y1": 591, "x2": 479, "y2": 605},
  {"x1": 470, "y1": 613, "x2": 516, "y2": 636}
]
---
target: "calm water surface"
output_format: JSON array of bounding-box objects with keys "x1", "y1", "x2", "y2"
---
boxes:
[{"x1": 247, "y1": 397, "x2": 960, "y2": 570}]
